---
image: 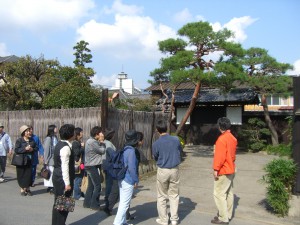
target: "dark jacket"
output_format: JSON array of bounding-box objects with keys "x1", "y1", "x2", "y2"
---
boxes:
[{"x1": 14, "y1": 137, "x2": 37, "y2": 166}]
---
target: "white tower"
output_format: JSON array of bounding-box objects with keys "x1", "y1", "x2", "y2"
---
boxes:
[{"x1": 118, "y1": 71, "x2": 128, "y2": 90}]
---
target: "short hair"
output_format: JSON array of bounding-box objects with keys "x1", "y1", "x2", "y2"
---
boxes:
[
  {"x1": 217, "y1": 117, "x2": 231, "y2": 131},
  {"x1": 90, "y1": 126, "x2": 102, "y2": 138},
  {"x1": 156, "y1": 119, "x2": 167, "y2": 134},
  {"x1": 59, "y1": 124, "x2": 75, "y2": 140},
  {"x1": 75, "y1": 127, "x2": 83, "y2": 136},
  {"x1": 74, "y1": 127, "x2": 83, "y2": 140},
  {"x1": 137, "y1": 131, "x2": 144, "y2": 142}
]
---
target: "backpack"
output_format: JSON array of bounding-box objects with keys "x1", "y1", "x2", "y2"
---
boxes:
[{"x1": 107, "y1": 146, "x2": 129, "y2": 180}]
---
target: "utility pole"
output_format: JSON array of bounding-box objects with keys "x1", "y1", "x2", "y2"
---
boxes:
[{"x1": 292, "y1": 76, "x2": 300, "y2": 194}]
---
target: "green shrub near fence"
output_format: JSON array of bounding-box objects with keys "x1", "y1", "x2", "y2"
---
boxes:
[
  {"x1": 261, "y1": 158, "x2": 297, "y2": 217},
  {"x1": 264, "y1": 144, "x2": 292, "y2": 157}
]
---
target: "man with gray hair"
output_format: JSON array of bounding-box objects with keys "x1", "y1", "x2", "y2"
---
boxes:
[{"x1": 0, "y1": 124, "x2": 13, "y2": 183}]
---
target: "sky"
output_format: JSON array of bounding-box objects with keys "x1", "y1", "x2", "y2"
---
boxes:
[{"x1": 1, "y1": 0, "x2": 300, "y2": 90}]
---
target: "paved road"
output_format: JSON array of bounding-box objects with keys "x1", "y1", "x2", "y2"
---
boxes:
[{"x1": 0, "y1": 146, "x2": 299, "y2": 225}]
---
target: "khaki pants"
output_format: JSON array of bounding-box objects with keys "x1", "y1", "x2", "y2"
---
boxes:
[
  {"x1": 156, "y1": 167, "x2": 180, "y2": 224},
  {"x1": 213, "y1": 174, "x2": 234, "y2": 223}
]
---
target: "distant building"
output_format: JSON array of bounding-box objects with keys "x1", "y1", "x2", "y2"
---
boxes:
[
  {"x1": 110, "y1": 71, "x2": 142, "y2": 95},
  {"x1": 0, "y1": 55, "x2": 20, "y2": 86}
]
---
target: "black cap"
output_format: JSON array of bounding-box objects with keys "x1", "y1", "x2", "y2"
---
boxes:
[{"x1": 125, "y1": 129, "x2": 138, "y2": 146}]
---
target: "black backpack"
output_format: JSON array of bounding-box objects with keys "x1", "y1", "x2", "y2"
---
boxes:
[{"x1": 107, "y1": 146, "x2": 130, "y2": 180}]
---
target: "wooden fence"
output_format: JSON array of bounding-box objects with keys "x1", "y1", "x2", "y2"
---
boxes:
[{"x1": 0, "y1": 107, "x2": 168, "y2": 174}]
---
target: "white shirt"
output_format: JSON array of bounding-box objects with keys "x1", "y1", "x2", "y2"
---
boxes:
[{"x1": 60, "y1": 140, "x2": 72, "y2": 186}]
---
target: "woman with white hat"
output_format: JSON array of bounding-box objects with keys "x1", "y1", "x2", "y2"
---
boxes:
[{"x1": 14, "y1": 125, "x2": 38, "y2": 196}]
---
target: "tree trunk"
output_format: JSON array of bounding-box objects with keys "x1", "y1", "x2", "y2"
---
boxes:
[
  {"x1": 167, "y1": 91, "x2": 175, "y2": 133},
  {"x1": 261, "y1": 94, "x2": 279, "y2": 146},
  {"x1": 175, "y1": 81, "x2": 201, "y2": 136}
]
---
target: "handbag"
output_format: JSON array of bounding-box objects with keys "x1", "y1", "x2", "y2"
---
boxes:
[
  {"x1": 81, "y1": 175, "x2": 88, "y2": 193},
  {"x1": 54, "y1": 195, "x2": 75, "y2": 212},
  {"x1": 40, "y1": 165, "x2": 51, "y2": 180},
  {"x1": 11, "y1": 153, "x2": 27, "y2": 166}
]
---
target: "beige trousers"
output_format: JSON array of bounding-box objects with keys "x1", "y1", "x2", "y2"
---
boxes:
[
  {"x1": 213, "y1": 173, "x2": 234, "y2": 223},
  {"x1": 156, "y1": 167, "x2": 180, "y2": 224}
]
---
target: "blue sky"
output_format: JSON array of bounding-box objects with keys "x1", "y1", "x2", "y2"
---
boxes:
[{"x1": 1, "y1": 0, "x2": 299, "y2": 90}]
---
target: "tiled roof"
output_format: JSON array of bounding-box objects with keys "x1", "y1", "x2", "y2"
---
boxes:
[
  {"x1": 0, "y1": 55, "x2": 20, "y2": 63},
  {"x1": 146, "y1": 82, "x2": 196, "y2": 91},
  {"x1": 160, "y1": 88, "x2": 260, "y2": 105}
]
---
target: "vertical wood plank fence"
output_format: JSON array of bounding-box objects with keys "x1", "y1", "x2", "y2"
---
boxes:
[{"x1": 0, "y1": 107, "x2": 168, "y2": 174}]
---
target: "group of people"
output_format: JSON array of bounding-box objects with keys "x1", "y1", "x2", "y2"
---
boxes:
[{"x1": 0, "y1": 116, "x2": 237, "y2": 225}]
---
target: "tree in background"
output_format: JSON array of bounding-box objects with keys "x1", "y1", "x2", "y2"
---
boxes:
[
  {"x1": 243, "y1": 47, "x2": 293, "y2": 145},
  {"x1": 73, "y1": 40, "x2": 94, "y2": 81},
  {"x1": 0, "y1": 55, "x2": 60, "y2": 110},
  {"x1": 42, "y1": 75, "x2": 101, "y2": 109},
  {"x1": 150, "y1": 21, "x2": 246, "y2": 135},
  {"x1": 0, "y1": 41, "x2": 101, "y2": 110}
]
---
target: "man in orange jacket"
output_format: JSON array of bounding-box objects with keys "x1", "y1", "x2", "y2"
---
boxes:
[{"x1": 211, "y1": 117, "x2": 237, "y2": 225}]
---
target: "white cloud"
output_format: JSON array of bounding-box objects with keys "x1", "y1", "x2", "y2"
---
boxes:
[
  {"x1": 92, "y1": 73, "x2": 117, "y2": 88},
  {"x1": 173, "y1": 8, "x2": 193, "y2": 23},
  {"x1": 0, "y1": 43, "x2": 10, "y2": 56},
  {"x1": 212, "y1": 16, "x2": 258, "y2": 43},
  {"x1": 76, "y1": 14, "x2": 177, "y2": 60},
  {"x1": 287, "y1": 59, "x2": 300, "y2": 76},
  {"x1": 173, "y1": 8, "x2": 205, "y2": 24},
  {"x1": 103, "y1": 0, "x2": 143, "y2": 16},
  {"x1": 0, "y1": 0, "x2": 95, "y2": 32}
]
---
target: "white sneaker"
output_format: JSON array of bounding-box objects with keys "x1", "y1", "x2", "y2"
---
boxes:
[
  {"x1": 78, "y1": 197, "x2": 85, "y2": 200},
  {"x1": 171, "y1": 221, "x2": 178, "y2": 225},
  {"x1": 0, "y1": 178, "x2": 5, "y2": 183},
  {"x1": 156, "y1": 218, "x2": 168, "y2": 225}
]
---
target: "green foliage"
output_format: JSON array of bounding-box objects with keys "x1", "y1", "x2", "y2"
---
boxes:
[
  {"x1": 73, "y1": 40, "x2": 92, "y2": 67},
  {"x1": 171, "y1": 133, "x2": 185, "y2": 148},
  {"x1": 264, "y1": 144, "x2": 292, "y2": 157},
  {"x1": 262, "y1": 158, "x2": 297, "y2": 216},
  {"x1": 42, "y1": 76, "x2": 101, "y2": 109},
  {"x1": 149, "y1": 21, "x2": 238, "y2": 86},
  {"x1": 238, "y1": 118, "x2": 270, "y2": 152},
  {"x1": 113, "y1": 98, "x2": 156, "y2": 112},
  {"x1": 73, "y1": 40, "x2": 95, "y2": 81},
  {"x1": 0, "y1": 55, "x2": 60, "y2": 110}
]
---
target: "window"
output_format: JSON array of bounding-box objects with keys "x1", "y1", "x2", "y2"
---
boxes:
[
  {"x1": 226, "y1": 107, "x2": 242, "y2": 125},
  {"x1": 176, "y1": 108, "x2": 190, "y2": 124},
  {"x1": 264, "y1": 95, "x2": 292, "y2": 106}
]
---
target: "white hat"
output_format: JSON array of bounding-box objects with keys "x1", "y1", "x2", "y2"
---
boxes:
[{"x1": 19, "y1": 125, "x2": 30, "y2": 135}]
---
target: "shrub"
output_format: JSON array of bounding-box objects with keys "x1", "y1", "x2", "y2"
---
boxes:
[
  {"x1": 264, "y1": 144, "x2": 292, "y2": 157},
  {"x1": 171, "y1": 133, "x2": 185, "y2": 149},
  {"x1": 261, "y1": 158, "x2": 297, "y2": 217},
  {"x1": 238, "y1": 118, "x2": 270, "y2": 152}
]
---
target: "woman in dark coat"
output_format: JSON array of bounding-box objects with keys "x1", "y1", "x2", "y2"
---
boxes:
[
  {"x1": 52, "y1": 124, "x2": 75, "y2": 225},
  {"x1": 14, "y1": 125, "x2": 37, "y2": 196}
]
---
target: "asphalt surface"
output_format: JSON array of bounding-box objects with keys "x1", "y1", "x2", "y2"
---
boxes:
[{"x1": 0, "y1": 145, "x2": 299, "y2": 225}]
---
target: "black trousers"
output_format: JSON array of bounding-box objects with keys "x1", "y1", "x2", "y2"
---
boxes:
[
  {"x1": 52, "y1": 174, "x2": 73, "y2": 225},
  {"x1": 52, "y1": 205, "x2": 69, "y2": 225}
]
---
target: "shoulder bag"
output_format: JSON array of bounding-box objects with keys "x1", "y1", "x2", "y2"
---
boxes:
[{"x1": 11, "y1": 153, "x2": 27, "y2": 166}]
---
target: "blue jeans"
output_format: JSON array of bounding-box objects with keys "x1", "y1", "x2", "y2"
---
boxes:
[
  {"x1": 73, "y1": 175, "x2": 83, "y2": 199},
  {"x1": 83, "y1": 166, "x2": 101, "y2": 209},
  {"x1": 104, "y1": 170, "x2": 113, "y2": 208},
  {"x1": 31, "y1": 164, "x2": 37, "y2": 184},
  {"x1": 113, "y1": 180, "x2": 134, "y2": 225}
]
